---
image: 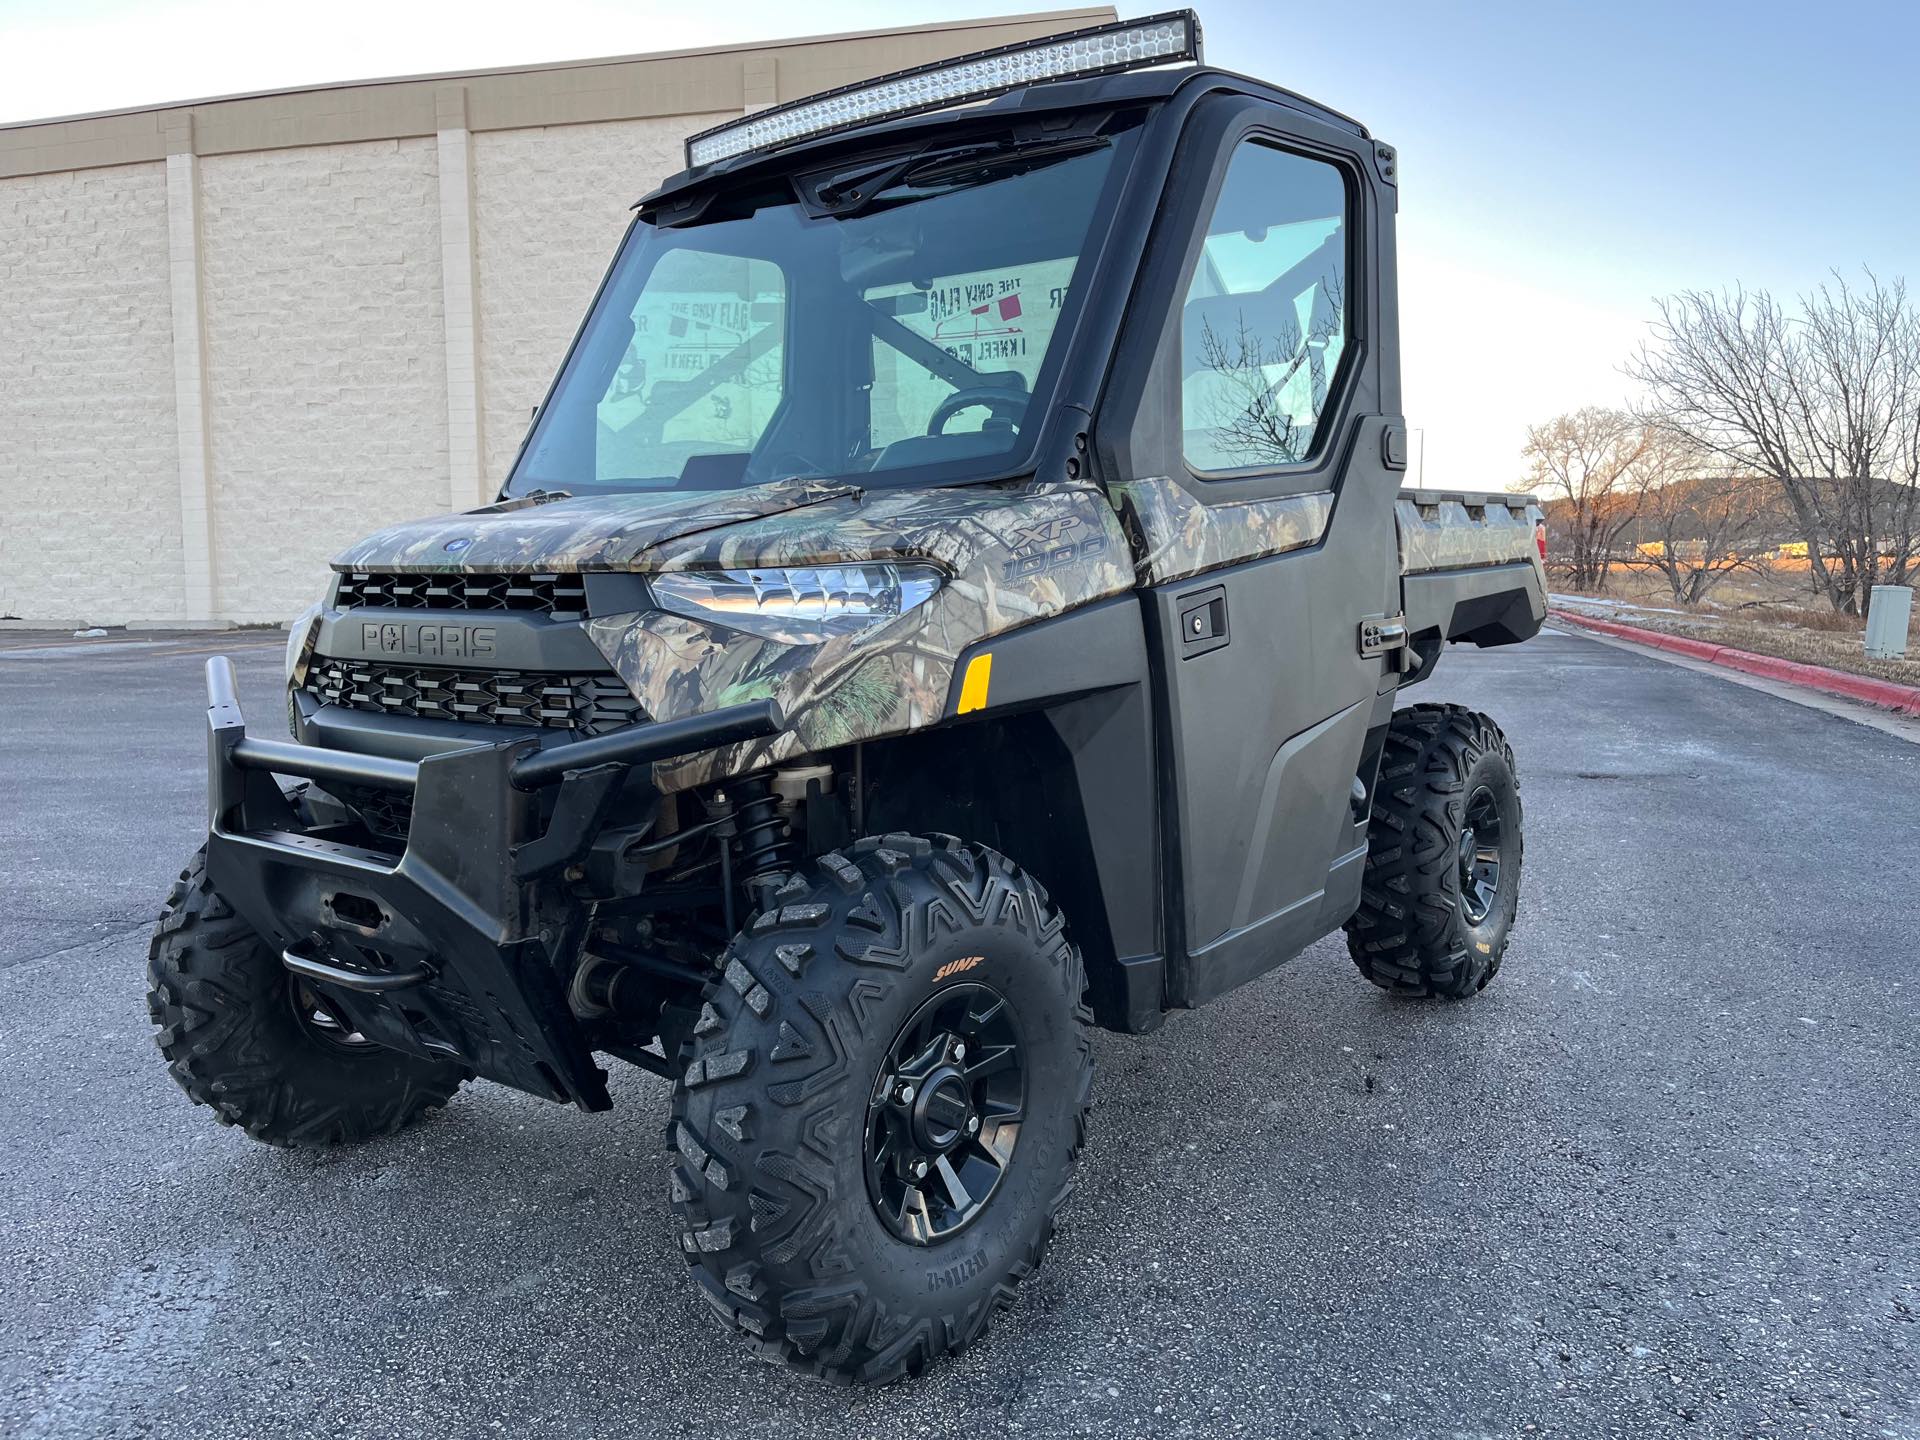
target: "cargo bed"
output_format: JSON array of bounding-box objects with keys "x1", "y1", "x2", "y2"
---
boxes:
[{"x1": 1395, "y1": 488, "x2": 1547, "y2": 659}]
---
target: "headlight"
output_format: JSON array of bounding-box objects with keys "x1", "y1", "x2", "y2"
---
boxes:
[
  {"x1": 284, "y1": 601, "x2": 322, "y2": 688},
  {"x1": 650, "y1": 564, "x2": 944, "y2": 645}
]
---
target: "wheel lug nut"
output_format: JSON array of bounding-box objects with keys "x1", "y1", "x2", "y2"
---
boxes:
[
  {"x1": 966, "y1": 1115, "x2": 980, "y2": 1134},
  {"x1": 952, "y1": 1040, "x2": 967, "y2": 1061},
  {"x1": 896, "y1": 1083, "x2": 916, "y2": 1104},
  {"x1": 911, "y1": 1159, "x2": 928, "y2": 1178}
]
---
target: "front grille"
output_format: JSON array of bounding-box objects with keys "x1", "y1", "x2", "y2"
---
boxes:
[
  {"x1": 303, "y1": 660, "x2": 643, "y2": 734},
  {"x1": 334, "y1": 571, "x2": 587, "y2": 620}
]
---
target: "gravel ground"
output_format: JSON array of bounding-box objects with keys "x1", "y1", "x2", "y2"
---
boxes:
[{"x1": 1, "y1": 627, "x2": 1916, "y2": 1439}]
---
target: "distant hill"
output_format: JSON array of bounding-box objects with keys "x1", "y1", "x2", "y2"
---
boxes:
[{"x1": 1535, "y1": 474, "x2": 1914, "y2": 556}]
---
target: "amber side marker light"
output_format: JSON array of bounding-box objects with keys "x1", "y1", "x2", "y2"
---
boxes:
[{"x1": 957, "y1": 653, "x2": 994, "y2": 714}]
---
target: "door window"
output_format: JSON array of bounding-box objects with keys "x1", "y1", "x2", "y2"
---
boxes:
[{"x1": 1181, "y1": 142, "x2": 1349, "y2": 472}]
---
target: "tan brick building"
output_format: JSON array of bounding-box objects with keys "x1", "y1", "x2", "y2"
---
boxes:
[{"x1": 0, "y1": 9, "x2": 1112, "y2": 626}]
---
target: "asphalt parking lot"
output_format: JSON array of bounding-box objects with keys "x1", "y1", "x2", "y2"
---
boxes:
[{"x1": 2, "y1": 627, "x2": 1916, "y2": 1438}]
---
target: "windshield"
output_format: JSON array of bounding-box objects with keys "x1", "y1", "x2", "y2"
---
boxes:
[{"x1": 505, "y1": 119, "x2": 1140, "y2": 497}]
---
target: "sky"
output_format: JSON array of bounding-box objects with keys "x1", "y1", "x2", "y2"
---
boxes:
[{"x1": 3, "y1": 0, "x2": 1917, "y2": 489}]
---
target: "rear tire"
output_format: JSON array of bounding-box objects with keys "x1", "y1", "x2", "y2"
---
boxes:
[
  {"x1": 146, "y1": 847, "x2": 469, "y2": 1147},
  {"x1": 1345, "y1": 704, "x2": 1523, "y2": 998},
  {"x1": 669, "y1": 834, "x2": 1092, "y2": 1384}
]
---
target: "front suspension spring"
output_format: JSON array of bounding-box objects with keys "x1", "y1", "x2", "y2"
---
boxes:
[{"x1": 731, "y1": 777, "x2": 793, "y2": 880}]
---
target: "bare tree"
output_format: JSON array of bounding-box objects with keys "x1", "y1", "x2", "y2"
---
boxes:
[
  {"x1": 1628, "y1": 271, "x2": 1920, "y2": 614},
  {"x1": 1622, "y1": 440, "x2": 1774, "y2": 605},
  {"x1": 1190, "y1": 276, "x2": 1344, "y2": 468},
  {"x1": 1193, "y1": 313, "x2": 1312, "y2": 465},
  {"x1": 1894, "y1": 440, "x2": 1920, "y2": 590},
  {"x1": 1514, "y1": 407, "x2": 1650, "y2": 590}
]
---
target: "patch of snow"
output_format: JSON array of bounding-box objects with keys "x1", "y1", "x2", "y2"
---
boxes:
[{"x1": 1549, "y1": 594, "x2": 1691, "y2": 617}]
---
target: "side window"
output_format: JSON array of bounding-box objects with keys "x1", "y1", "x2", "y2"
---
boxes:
[
  {"x1": 1181, "y1": 142, "x2": 1349, "y2": 472},
  {"x1": 595, "y1": 251, "x2": 785, "y2": 484}
]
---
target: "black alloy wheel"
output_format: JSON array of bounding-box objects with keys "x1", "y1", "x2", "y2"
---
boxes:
[
  {"x1": 1457, "y1": 785, "x2": 1504, "y2": 926},
  {"x1": 289, "y1": 978, "x2": 375, "y2": 1050},
  {"x1": 863, "y1": 983, "x2": 1027, "y2": 1244}
]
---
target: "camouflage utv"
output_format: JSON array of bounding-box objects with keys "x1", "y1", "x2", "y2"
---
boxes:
[{"x1": 150, "y1": 12, "x2": 1546, "y2": 1385}]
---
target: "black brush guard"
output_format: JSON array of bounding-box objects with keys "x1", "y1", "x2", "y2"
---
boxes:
[{"x1": 200, "y1": 656, "x2": 779, "y2": 1110}]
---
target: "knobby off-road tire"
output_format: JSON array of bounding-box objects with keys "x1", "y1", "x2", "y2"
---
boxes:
[
  {"x1": 147, "y1": 847, "x2": 469, "y2": 1147},
  {"x1": 669, "y1": 834, "x2": 1093, "y2": 1384},
  {"x1": 1345, "y1": 704, "x2": 1523, "y2": 998}
]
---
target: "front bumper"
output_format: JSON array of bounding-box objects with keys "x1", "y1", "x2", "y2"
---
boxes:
[{"x1": 199, "y1": 655, "x2": 777, "y2": 1109}]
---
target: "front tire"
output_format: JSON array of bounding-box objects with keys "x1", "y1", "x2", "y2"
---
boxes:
[
  {"x1": 1345, "y1": 704, "x2": 1523, "y2": 998},
  {"x1": 146, "y1": 848, "x2": 469, "y2": 1147},
  {"x1": 669, "y1": 834, "x2": 1092, "y2": 1384}
]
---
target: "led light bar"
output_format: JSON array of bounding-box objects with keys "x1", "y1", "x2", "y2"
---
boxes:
[{"x1": 685, "y1": 10, "x2": 1202, "y2": 169}]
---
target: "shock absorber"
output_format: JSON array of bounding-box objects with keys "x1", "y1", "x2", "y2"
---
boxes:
[{"x1": 704, "y1": 775, "x2": 798, "y2": 934}]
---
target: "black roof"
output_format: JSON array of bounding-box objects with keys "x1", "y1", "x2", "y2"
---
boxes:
[{"x1": 639, "y1": 64, "x2": 1367, "y2": 210}]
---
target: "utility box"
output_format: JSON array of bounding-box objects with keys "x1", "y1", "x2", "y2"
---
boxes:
[{"x1": 1865, "y1": 585, "x2": 1913, "y2": 659}]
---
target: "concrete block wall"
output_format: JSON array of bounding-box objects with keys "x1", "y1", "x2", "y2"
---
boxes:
[
  {"x1": 0, "y1": 10, "x2": 1116, "y2": 625},
  {"x1": 472, "y1": 114, "x2": 709, "y2": 489},
  {"x1": 0, "y1": 162, "x2": 183, "y2": 622},
  {"x1": 201, "y1": 139, "x2": 449, "y2": 621}
]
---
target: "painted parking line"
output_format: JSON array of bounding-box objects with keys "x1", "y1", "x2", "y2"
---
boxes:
[
  {"x1": 0, "y1": 640, "x2": 183, "y2": 660},
  {"x1": 0, "y1": 636, "x2": 285, "y2": 661}
]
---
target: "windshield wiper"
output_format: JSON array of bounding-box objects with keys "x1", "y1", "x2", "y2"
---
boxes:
[
  {"x1": 900, "y1": 133, "x2": 1108, "y2": 188},
  {"x1": 815, "y1": 155, "x2": 919, "y2": 208},
  {"x1": 805, "y1": 131, "x2": 1110, "y2": 217}
]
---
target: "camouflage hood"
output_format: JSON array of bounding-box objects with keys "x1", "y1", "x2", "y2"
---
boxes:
[{"x1": 330, "y1": 479, "x2": 862, "y2": 574}]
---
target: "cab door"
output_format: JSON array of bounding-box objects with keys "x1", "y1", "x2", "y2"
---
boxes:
[{"x1": 1094, "y1": 94, "x2": 1405, "y2": 1007}]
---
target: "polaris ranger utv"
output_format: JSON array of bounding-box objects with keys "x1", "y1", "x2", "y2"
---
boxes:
[{"x1": 150, "y1": 12, "x2": 1545, "y2": 1384}]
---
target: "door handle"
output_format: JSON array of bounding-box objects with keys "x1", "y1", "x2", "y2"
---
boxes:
[{"x1": 1178, "y1": 585, "x2": 1229, "y2": 658}]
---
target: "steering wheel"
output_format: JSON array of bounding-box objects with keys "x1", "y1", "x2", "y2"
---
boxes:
[{"x1": 927, "y1": 386, "x2": 1028, "y2": 436}]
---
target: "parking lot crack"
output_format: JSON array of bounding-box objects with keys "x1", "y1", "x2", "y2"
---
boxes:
[{"x1": 0, "y1": 923, "x2": 151, "y2": 977}]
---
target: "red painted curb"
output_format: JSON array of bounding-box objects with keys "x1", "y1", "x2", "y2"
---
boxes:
[{"x1": 1550, "y1": 608, "x2": 1920, "y2": 717}]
